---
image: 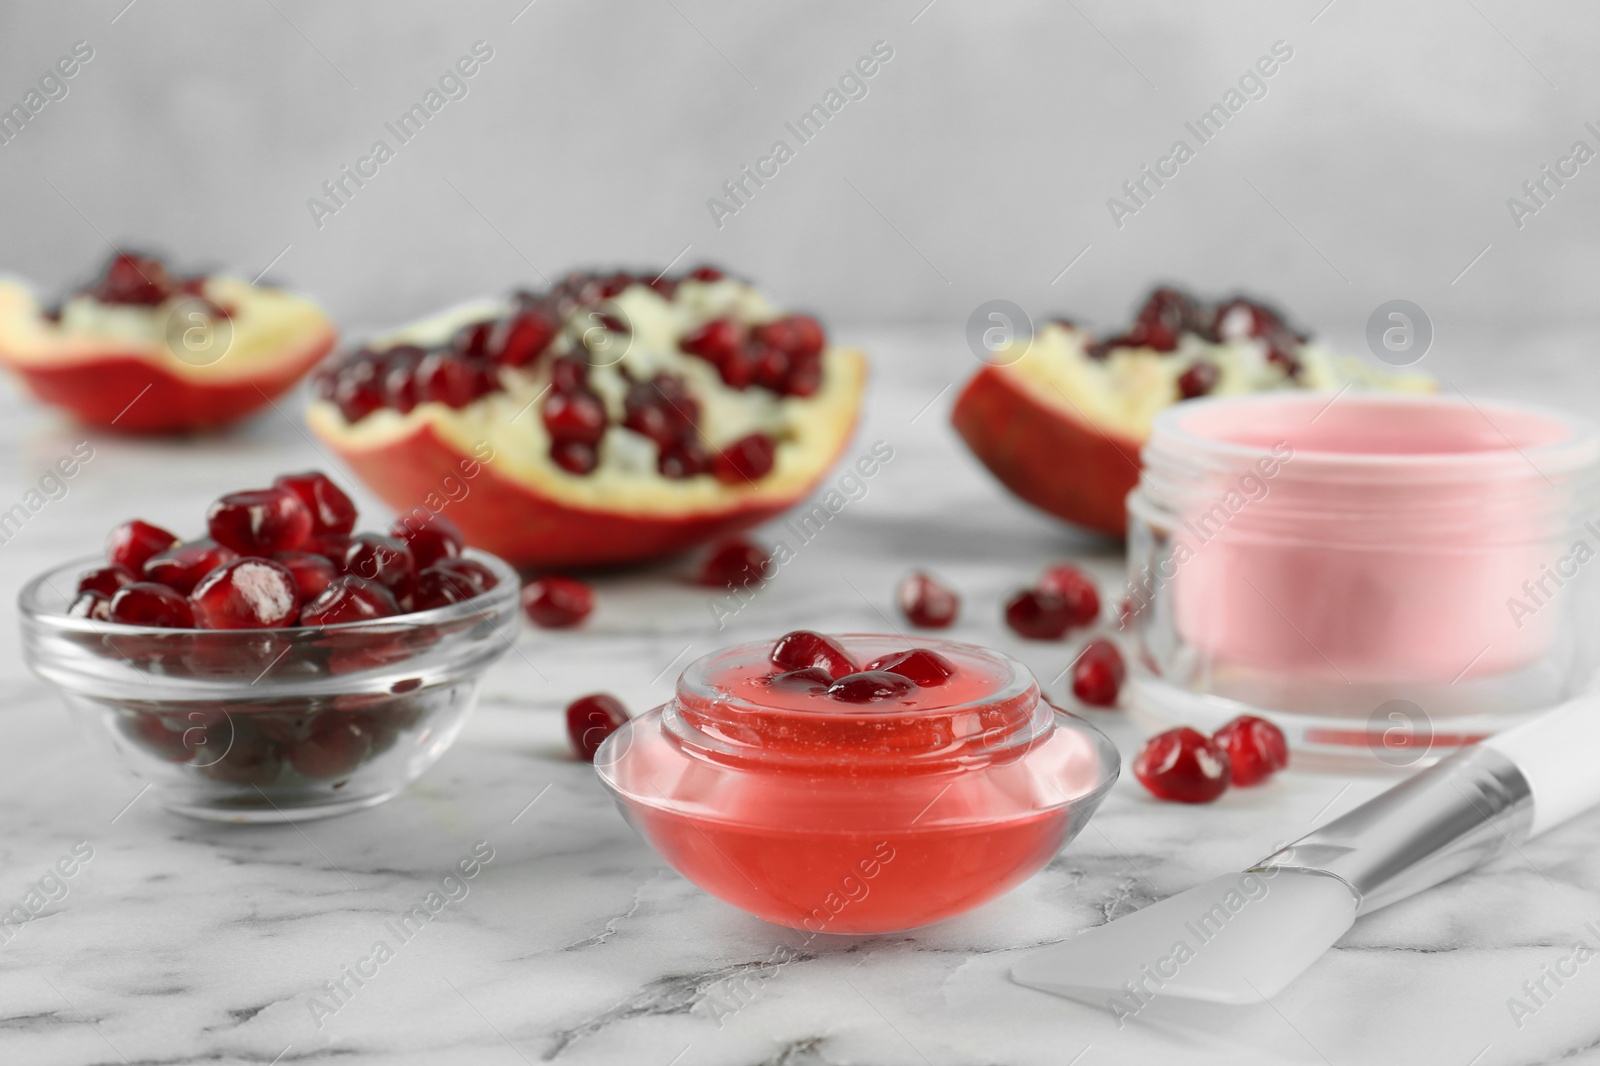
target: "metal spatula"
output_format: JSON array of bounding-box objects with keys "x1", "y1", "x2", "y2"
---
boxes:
[{"x1": 1014, "y1": 696, "x2": 1600, "y2": 1009}]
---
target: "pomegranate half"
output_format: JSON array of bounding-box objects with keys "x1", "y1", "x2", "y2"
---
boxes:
[
  {"x1": 308, "y1": 268, "x2": 867, "y2": 568},
  {"x1": 0, "y1": 252, "x2": 335, "y2": 433}
]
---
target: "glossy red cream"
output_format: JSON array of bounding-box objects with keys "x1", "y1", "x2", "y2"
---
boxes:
[{"x1": 595, "y1": 635, "x2": 1117, "y2": 933}]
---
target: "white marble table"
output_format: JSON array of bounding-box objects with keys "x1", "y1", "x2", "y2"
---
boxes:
[{"x1": 2, "y1": 327, "x2": 1598, "y2": 1066}]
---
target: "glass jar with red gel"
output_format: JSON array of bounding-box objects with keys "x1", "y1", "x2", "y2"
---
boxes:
[{"x1": 594, "y1": 635, "x2": 1119, "y2": 933}]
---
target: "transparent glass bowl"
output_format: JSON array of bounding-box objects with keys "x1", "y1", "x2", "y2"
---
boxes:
[
  {"x1": 595, "y1": 635, "x2": 1120, "y2": 933},
  {"x1": 21, "y1": 551, "x2": 520, "y2": 822}
]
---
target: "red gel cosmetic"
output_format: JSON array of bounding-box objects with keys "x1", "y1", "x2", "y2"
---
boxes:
[{"x1": 595, "y1": 635, "x2": 1118, "y2": 933}]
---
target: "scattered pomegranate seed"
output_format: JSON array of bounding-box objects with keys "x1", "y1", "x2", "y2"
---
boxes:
[
  {"x1": 69, "y1": 591, "x2": 112, "y2": 620},
  {"x1": 188, "y1": 558, "x2": 301, "y2": 629},
  {"x1": 78, "y1": 564, "x2": 137, "y2": 597},
  {"x1": 567, "y1": 693, "x2": 629, "y2": 762},
  {"x1": 770, "y1": 666, "x2": 835, "y2": 692},
  {"x1": 1004, "y1": 588, "x2": 1074, "y2": 640},
  {"x1": 207, "y1": 487, "x2": 314, "y2": 555},
  {"x1": 711, "y1": 433, "x2": 776, "y2": 484},
  {"x1": 273, "y1": 551, "x2": 340, "y2": 602},
  {"x1": 770, "y1": 630, "x2": 856, "y2": 681},
  {"x1": 142, "y1": 539, "x2": 239, "y2": 595},
  {"x1": 1213, "y1": 715, "x2": 1289, "y2": 786},
  {"x1": 863, "y1": 648, "x2": 955, "y2": 687},
  {"x1": 391, "y1": 514, "x2": 464, "y2": 569},
  {"x1": 699, "y1": 540, "x2": 772, "y2": 590},
  {"x1": 1210, "y1": 298, "x2": 1283, "y2": 341},
  {"x1": 299, "y1": 577, "x2": 401, "y2": 626},
  {"x1": 1037, "y1": 565, "x2": 1100, "y2": 628},
  {"x1": 827, "y1": 670, "x2": 915, "y2": 704},
  {"x1": 290, "y1": 715, "x2": 375, "y2": 779},
  {"x1": 521, "y1": 575, "x2": 594, "y2": 628},
  {"x1": 1071, "y1": 639, "x2": 1125, "y2": 707},
  {"x1": 1133, "y1": 727, "x2": 1231, "y2": 803},
  {"x1": 110, "y1": 582, "x2": 195, "y2": 628},
  {"x1": 107, "y1": 520, "x2": 180, "y2": 571},
  {"x1": 273, "y1": 472, "x2": 358, "y2": 535},
  {"x1": 1177, "y1": 361, "x2": 1219, "y2": 400},
  {"x1": 897, "y1": 571, "x2": 959, "y2": 628},
  {"x1": 688, "y1": 266, "x2": 725, "y2": 282}
]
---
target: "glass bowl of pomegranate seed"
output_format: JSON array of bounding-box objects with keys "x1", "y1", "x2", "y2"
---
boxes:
[
  {"x1": 18, "y1": 473, "x2": 520, "y2": 822},
  {"x1": 594, "y1": 632, "x2": 1120, "y2": 933}
]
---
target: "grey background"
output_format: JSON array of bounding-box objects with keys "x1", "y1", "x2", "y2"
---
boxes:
[{"x1": 1, "y1": 0, "x2": 1597, "y2": 402}]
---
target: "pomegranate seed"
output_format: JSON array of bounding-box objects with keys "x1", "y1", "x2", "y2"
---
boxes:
[
  {"x1": 107, "y1": 520, "x2": 180, "y2": 571},
  {"x1": 1177, "y1": 362, "x2": 1219, "y2": 400},
  {"x1": 88, "y1": 252, "x2": 174, "y2": 305},
  {"x1": 411, "y1": 567, "x2": 478, "y2": 610},
  {"x1": 430, "y1": 557, "x2": 498, "y2": 594},
  {"x1": 195, "y1": 733, "x2": 283, "y2": 785},
  {"x1": 548, "y1": 354, "x2": 590, "y2": 391},
  {"x1": 491, "y1": 308, "x2": 559, "y2": 367},
  {"x1": 1266, "y1": 336, "x2": 1303, "y2": 379},
  {"x1": 300, "y1": 577, "x2": 401, "y2": 626},
  {"x1": 1211, "y1": 298, "x2": 1283, "y2": 341},
  {"x1": 381, "y1": 346, "x2": 424, "y2": 413},
  {"x1": 1133, "y1": 727, "x2": 1231, "y2": 804},
  {"x1": 1004, "y1": 588, "x2": 1073, "y2": 640},
  {"x1": 770, "y1": 666, "x2": 835, "y2": 693},
  {"x1": 142, "y1": 539, "x2": 239, "y2": 595},
  {"x1": 1038, "y1": 565, "x2": 1100, "y2": 628},
  {"x1": 521, "y1": 575, "x2": 594, "y2": 628},
  {"x1": 770, "y1": 630, "x2": 855, "y2": 681},
  {"x1": 1213, "y1": 715, "x2": 1289, "y2": 786},
  {"x1": 110, "y1": 582, "x2": 195, "y2": 628},
  {"x1": 750, "y1": 344, "x2": 791, "y2": 392},
  {"x1": 898, "y1": 572, "x2": 959, "y2": 628},
  {"x1": 827, "y1": 670, "x2": 915, "y2": 704},
  {"x1": 711, "y1": 433, "x2": 776, "y2": 484},
  {"x1": 452, "y1": 319, "x2": 495, "y2": 359},
  {"x1": 207, "y1": 487, "x2": 314, "y2": 555},
  {"x1": 334, "y1": 370, "x2": 386, "y2": 423},
  {"x1": 1128, "y1": 288, "x2": 1199, "y2": 353},
  {"x1": 189, "y1": 558, "x2": 301, "y2": 629},
  {"x1": 1071, "y1": 639, "x2": 1125, "y2": 708},
  {"x1": 863, "y1": 648, "x2": 955, "y2": 687},
  {"x1": 658, "y1": 439, "x2": 710, "y2": 479},
  {"x1": 551, "y1": 440, "x2": 599, "y2": 475},
  {"x1": 78, "y1": 564, "x2": 137, "y2": 597},
  {"x1": 543, "y1": 389, "x2": 607, "y2": 446},
  {"x1": 301, "y1": 532, "x2": 352, "y2": 565},
  {"x1": 416, "y1": 351, "x2": 492, "y2": 408},
  {"x1": 687, "y1": 266, "x2": 725, "y2": 282},
  {"x1": 273, "y1": 471, "x2": 358, "y2": 535},
  {"x1": 782, "y1": 359, "x2": 823, "y2": 398},
  {"x1": 69, "y1": 591, "x2": 112, "y2": 620},
  {"x1": 699, "y1": 539, "x2": 772, "y2": 590},
  {"x1": 290, "y1": 715, "x2": 374, "y2": 779},
  {"x1": 753, "y1": 315, "x2": 825, "y2": 359},
  {"x1": 680, "y1": 318, "x2": 746, "y2": 367},
  {"x1": 566, "y1": 693, "x2": 629, "y2": 762},
  {"x1": 273, "y1": 551, "x2": 340, "y2": 602},
  {"x1": 342, "y1": 534, "x2": 415, "y2": 592},
  {"x1": 391, "y1": 514, "x2": 464, "y2": 569}
]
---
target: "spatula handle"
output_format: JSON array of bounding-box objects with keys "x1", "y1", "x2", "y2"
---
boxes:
[
  {"x1": 1482, "y1": 694, "x2": 1600, "y2": 837},
  {"x1": 1253, "y1": 695, "x2": 1600, "y2": 916}
]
